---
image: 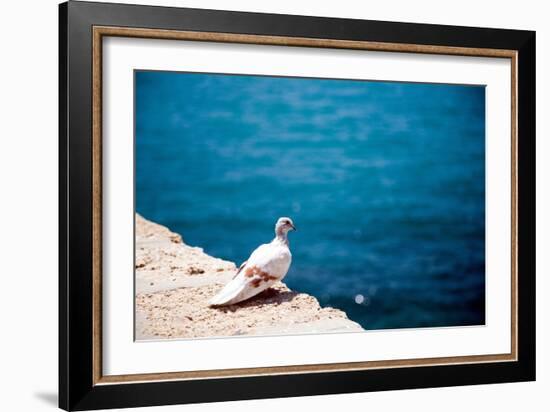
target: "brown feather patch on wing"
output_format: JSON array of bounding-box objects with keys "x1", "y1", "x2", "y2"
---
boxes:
[{"x1": 244, "y1": 266, "x2": 278, "y2": 287}]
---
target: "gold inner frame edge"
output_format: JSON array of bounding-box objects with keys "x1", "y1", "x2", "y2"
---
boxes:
[{"x1": 91, "y1": 26, "x2": 518, "y2": 386}]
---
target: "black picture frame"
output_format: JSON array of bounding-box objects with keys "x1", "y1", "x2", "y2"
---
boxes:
[{"x1": 59, "y1": 1, "x2": 536, "y2": 410}]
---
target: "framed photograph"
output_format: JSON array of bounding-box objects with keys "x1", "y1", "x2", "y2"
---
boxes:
[{"x1": 59, "y1": 1, "x2": 535, "y2": 410}]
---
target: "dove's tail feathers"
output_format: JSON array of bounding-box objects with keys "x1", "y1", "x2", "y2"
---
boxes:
[{"x1": 208, "y1": 280, "x2": 246, "y2": 306}]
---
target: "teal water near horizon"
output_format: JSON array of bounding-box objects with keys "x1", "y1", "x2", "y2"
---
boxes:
[{"x1": 135, "y1": 70, "x2": 486, "y2": 331}]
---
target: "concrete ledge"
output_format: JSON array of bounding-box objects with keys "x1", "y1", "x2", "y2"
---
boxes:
[{"x1": 135, "y1": 214, "x2": 363, "y2": 339}]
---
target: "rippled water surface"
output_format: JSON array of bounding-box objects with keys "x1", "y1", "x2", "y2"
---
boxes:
[{"x1": 135, "y1": 71, "x2": 486, "y2": 330}]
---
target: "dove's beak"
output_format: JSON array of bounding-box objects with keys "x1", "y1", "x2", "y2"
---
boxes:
[{"x1": 290, "y1": 224, "x2": 297, "y2": 231}]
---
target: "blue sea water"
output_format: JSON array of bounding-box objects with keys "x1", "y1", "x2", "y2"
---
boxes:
[{"x1": 135, "y1": 71, "x2": 486, "y2": 330}]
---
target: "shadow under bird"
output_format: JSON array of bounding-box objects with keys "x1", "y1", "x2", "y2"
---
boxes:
[{"x1": 209, "y1": 217, "x2": 296, "y2": 306}]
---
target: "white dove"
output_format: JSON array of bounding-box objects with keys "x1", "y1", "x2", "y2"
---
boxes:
[{"x1": 209, "y1": 217, "x2": 296, "y2": 306}]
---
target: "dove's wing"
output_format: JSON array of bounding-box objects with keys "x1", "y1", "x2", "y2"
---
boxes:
[
  {"x1": 231, "y1": 260, "x2": 247, "y2": 280},
  {"x1": 209, "y1": 243, "x2": 291, "y2": 306}
]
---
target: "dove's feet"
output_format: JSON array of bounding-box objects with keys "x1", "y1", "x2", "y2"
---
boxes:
[{"x1": 258, "y1": 287, "x2": 278, "y2": 299}]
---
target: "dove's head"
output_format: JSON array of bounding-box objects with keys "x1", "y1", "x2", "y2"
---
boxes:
[{"x1": 275, "y1": 217, "x2": 296, "y2": 236}]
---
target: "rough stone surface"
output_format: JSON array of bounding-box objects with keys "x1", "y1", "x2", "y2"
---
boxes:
[{"x1": 135, "y1": 214, "x2": 363, "y2": 340}]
